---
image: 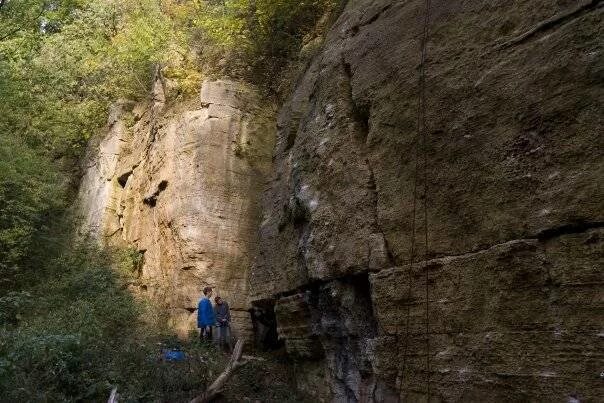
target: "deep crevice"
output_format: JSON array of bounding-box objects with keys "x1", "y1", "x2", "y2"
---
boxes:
[
  {"x1": 366, "y1": 160, "x2": 395, "y2": 266},
  {"x1": 342, "y1": 61, "x2": 371, "y2": 143},
  {"x1": 143, "y1": 180, "x2": 169, "y2": 207},
  {"x1": 117, "y1": 170, "x2": 132, "y2": 188},
  {"x1": 347, "y1": 4, "x2": 393, "y2": 37},
  {"x1": 149, "y1": 123, "x2": 158, "y2": 143},
  {"x1": 536, "y1": 221, "x2": 604, "y2": 241},
  {"x1": 250, "y1": 300, "x2": 283, "y2": 351},
  {"x1": 306, "y1": 272, "x2": 378, "y2": 401},
  {"x1": 284, "y1": 115, "x2": 302, "y2": 152}
]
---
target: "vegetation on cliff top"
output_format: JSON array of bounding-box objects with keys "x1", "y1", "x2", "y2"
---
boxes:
[{"x1": 0, "y1": 0, "x2": 340, "y2": 400}]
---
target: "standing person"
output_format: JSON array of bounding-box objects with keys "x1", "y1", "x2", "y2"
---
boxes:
[
  {"x1": 197, "y1": 287, "x2": 215, "y2": 342},
  {"x1": 214, "y1": 296, "x2": 232, "y2": 352}
]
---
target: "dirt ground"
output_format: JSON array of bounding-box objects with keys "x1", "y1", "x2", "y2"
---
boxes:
[{"x1": 215, "y1": 349, "x2": 312, "y2": 403}]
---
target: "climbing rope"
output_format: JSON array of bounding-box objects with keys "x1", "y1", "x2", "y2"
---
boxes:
[
  {"x1": 399, "y1": 0, "x2": 432, "y2": 400},
  {"x1": 419, "y1": 0, "x2": 433, "y2": 399}
]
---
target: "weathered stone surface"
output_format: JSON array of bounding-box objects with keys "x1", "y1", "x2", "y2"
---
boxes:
[
  {"x1": 77, "y1": 101, "x2": 133, "y2": 240},
  {"x1": 77, "y1": 79, "x2": 276, "y2": 338},
  {"x1": 249, "y1": 0, "x2": 603, "y2": 401},
  {"x1": 370, "y1": 229, "x2": 603, "y2": 402},
  {"x1": 251, "y1": 0, "x2": 603, "y2": 298},
  {"x1": 275, "y1": 294, "x2": 321, "y2": 358}
]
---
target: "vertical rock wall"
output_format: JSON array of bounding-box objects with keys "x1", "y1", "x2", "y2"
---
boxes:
[
  {"x1": 77, "y1": 80, "x2": 276, "y2": 337},
  {"x1": 250, "y1": 0, "x2": 603, "y2": 401},
  {"x1": 75, "y1": 0, "x2": 603, "y2": 401}
]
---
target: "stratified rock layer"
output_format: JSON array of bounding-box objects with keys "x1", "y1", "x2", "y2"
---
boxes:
[
  {"x1": 249, "y1": 0, "x2": 603, "y2": 401},
  {"x1": 77, "y1": 80, "x2": 276, "y2": 337}
]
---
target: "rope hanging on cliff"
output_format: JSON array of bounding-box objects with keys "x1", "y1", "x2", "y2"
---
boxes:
[
  {"x1": 419, "y1": 0, "x2": 432, "y2": 398},
  {"x1": 399, "y1": 0, "x2": 432, "y2": 400}
]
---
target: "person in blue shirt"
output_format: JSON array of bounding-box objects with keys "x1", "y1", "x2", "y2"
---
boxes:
[{"x1": 197, "y1": 286, "x2": 215, "y2": 341}]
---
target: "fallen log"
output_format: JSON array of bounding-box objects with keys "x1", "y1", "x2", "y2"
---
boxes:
[
  {"x1": 190, "y1": 338, "x2": 246, "y2": 403},
  {"x1": 107, "y1": 387, "x2": 119, "y2": 403}
]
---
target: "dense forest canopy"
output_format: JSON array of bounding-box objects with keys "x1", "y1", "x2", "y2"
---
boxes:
[{"x1": 0, "y1": 0, "x2": 341, "y2": 400}]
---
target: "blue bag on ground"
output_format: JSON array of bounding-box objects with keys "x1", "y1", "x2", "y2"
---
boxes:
[{"x1": 163, "y1": 349, "x2": 186, "y2": 362}]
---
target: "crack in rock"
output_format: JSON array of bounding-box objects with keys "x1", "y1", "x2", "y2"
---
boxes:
[{"x1": 493, "y1": 0, "x2": 603, "y2": 51}]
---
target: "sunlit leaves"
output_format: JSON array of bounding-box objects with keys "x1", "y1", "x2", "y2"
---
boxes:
[{"x1": 0, "y1": 0, "x2": 45, "y2": 41}]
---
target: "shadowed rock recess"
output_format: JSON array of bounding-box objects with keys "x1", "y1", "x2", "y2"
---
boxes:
[{"x1": 77, "y1": 0, "x2": 603, "y2": 401}]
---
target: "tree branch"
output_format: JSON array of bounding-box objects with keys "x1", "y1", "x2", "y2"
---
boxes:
[
  {"x1": 107, "y1": 387, "x2": 119, "y2": 403},
  {"x1": 190, "y1": 338, "x2": 247, "y2": 403}
]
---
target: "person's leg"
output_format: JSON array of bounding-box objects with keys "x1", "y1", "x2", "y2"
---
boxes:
[
  {"x1": 217, "y1": 326, "x2": 225, "y2": 351},
  {"x1": 216, "y1": 326, "x2": 221, "y2": 349},
  {"x1": 225, "y1": 325, "x2": 232, "y2": 353}
]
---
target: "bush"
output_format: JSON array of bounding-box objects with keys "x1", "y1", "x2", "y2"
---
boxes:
[
  {"x1": 0, "y1": 135, "x2": 66, "y2": 292},
  {"x1": 193, "y1": 0, "x2": 345, "y2": 93},
  {"x1": 0, "y1": 243, "x2": 223, "y2": 402}
]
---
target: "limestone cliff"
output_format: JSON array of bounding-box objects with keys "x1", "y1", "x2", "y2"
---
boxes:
[
  {"x1": 76, "y1": 0, "x2": 603, "y2": 402},
  {"x1": 249, "y1": 0, "x2": 603, "y2": 401},
  {"x1": 77, "y1": 80, "x2": 276, "y2": 337}
]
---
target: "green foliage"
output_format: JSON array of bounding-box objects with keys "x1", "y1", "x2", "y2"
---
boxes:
[
  {"x1": 117, "y1": 247, "x2": 145, "y2": 274},
  {"x1": 0, "y1": 0, "x2": 181, "y2": 287},
  {"x1": 194, "y1": 0, "x2": 343, "y2": 91},
  {"x1": 0, "y1": 0, "x2": 45, "y2": 41},
  {"x1": 0, "y1": 0, "x2": 341, "y2": 158},
  {"x1": 0, "y1": 0, "x2": 88, "y2": 40},
  {"x1": 0, "y1": 291, "x2": 32, "y2": 325},
  {"x1": 0, "y1": 0, "x2": 341, "y2": 290},
  {"x1": 0, "y1": 244, "x2": 222, "y2": 402},
  {"x1": 0, "y1": 0, "x2": 178, "y2": 158},
  {"x1": 0, "y1": 135, "x2": 65, "y2": 290}
]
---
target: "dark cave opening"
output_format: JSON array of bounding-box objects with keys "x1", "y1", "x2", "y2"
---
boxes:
[
  {"x1": 143, "y1": 180, "x2": 168, "y2": 207},
  {"x1": 117, "y1": 170, "x2": 132, "y2": 188},
  {"x1": 250, "y1": 299, "x2": 283, "y2": 351}
]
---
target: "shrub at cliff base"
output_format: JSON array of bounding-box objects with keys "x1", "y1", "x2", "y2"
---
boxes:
[
  {"x1": 0, "y1": 243, "x2": 226, "y2": 402},
  {"x1": 0, "y1": 135, "x2": 220, "y2": 400}
]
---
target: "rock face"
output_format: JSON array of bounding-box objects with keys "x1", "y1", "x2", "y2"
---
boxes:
[
  {"x1": 249, "y1": 0, "x2": 603, "y2": 401},
  {"x1": 77, "y1": 79, "x2": 276, "y2": 337},
  {"x1": 76, "y1": 0, "x2": 603, "y2": 401}
]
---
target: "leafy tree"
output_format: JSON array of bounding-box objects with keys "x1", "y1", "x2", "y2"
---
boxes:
[
  {"x1": 192, "y1": 0, "x2": 343, "y2": 92},
  {"x1": 0, "y1": 0, "x2": 45, "y2": 41},
  {"x1": 0, "y1": 135, "x2": 64, "y2": 292}
]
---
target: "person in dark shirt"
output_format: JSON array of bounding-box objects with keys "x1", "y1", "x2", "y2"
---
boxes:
[{"x1": 214, "y1": 296, "x2": 232, "y2": 352}]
